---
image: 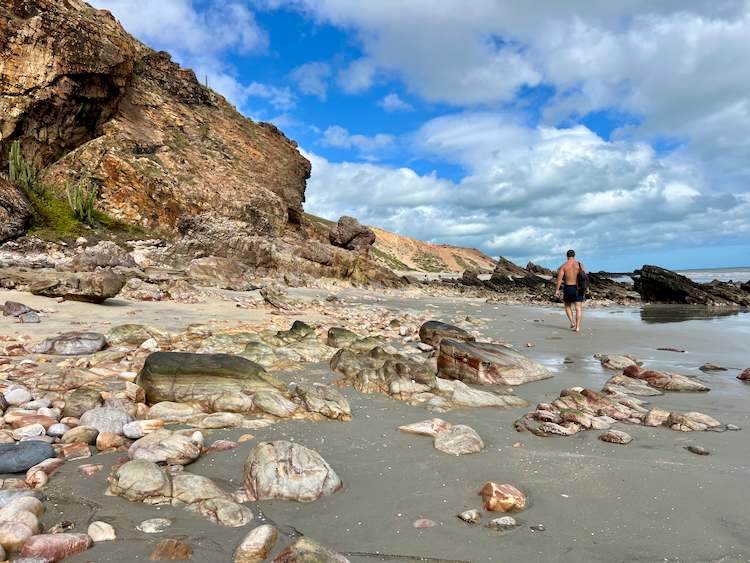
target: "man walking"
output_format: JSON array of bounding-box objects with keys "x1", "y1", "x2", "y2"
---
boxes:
[{"x1": 554, "y1": 249, "x2": 587, "y2": 332}]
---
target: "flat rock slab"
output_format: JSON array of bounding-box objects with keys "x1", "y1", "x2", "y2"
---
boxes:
[
  {"x1": 623, "y1": 365, "x2": 709, "y2": 392},
  {"x1": 419, "y1": 321, "x2": 475, "y2": 347},
  {"x1": 0, "y1": 442, "x2": 56, "y2": 473},
  {"x1": 28, "y1": 270, "x2": 125, "y2": 303},
  {"x1": 137, "y1": 352, "x2": 285, "y2": 411},
  {"x1": 244, "y1": 441, "x2": 342, "y2": 503},
  {"x1": 19, "y1": 533, "x2": 92, "y2": 561},
  {"x1": 31, "y1": 332, "x2": 106, "y2": 355},
  {"x1": 438, "y1": 339, "x2": 551, "y2": 386}
]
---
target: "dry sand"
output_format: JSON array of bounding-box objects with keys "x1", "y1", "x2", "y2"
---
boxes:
[{"x1": 2, "y1": 288, "x2": 749, "y2": 562}]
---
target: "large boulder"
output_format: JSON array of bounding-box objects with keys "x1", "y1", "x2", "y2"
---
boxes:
[
  {"x1": 329, "y1": 216, "x2": 376, "y2": 253},
  {"x1": 28, "y1": 270, "x2": 125, "y2": 303},
  {"x1": 419, "y1": 321, "x2": 475, "y2": 348},
  {"x1": 31, "y1": 332, "x2": 107, "y2": 355},
  {"x1": 59, "y1": 241, "x2": 136, "y2": 272},
  {"x1": 634, "y1": 265, "x2": 750, "y2": 306},
  {"x1": 438, "y1": 339, "x2": 552, "y2": 386},
  {"x1": 243, "y1": 441, "x2": 343, "y2": 503},
  {"x1": 0, "y1": 177, "x2": 31, "y2": 243},
  {"x1": 136, "y1": 352, "x2": 285, "y2": 412}
]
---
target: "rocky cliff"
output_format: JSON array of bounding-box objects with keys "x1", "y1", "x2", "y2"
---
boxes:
[{"x1": 0, "y1": 0, "x2": 309, "y2": 235}]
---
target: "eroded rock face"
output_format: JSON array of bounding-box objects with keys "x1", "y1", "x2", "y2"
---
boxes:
[
  {"x1": 60, "y1": 241, "x2": 136, "y2": 272},
  {"x1": 1, "y1": 0, "x2": 310, "y2": 233},
  {"x1": 0, "y1": 178, "x2": 31, "y2": 244},
  {"x1": 244, "y1": 441, "x2": 342, "y2": 503},
  {"x1": 136, "y1": 352, "x2": 285, "y2": 412},
  {"x1": 186, "y1": 256, "x2": 255, "y2": 290},
  {"x1": 329, "y1": 216, "x2": 376, "y2": 254},
  {"x1": 438, "y1": 339, "x2": 552, "y2": 386}
]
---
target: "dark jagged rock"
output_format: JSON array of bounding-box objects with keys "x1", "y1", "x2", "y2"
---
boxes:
[
  {"x1": 329, "y1": 216, "x2": 376, "y2": 254},
  {"x1": 634, "y1": 265, "x2": 750, "y2": 306},
  {"x1": 461, "y1": 269, "x2": 484, "y2": 286},
  {"x1": 0, "y1": 177, "x2": 31, "y2": 244},
  {"x1": 526, "y1": 261, "x2": 554, "y2": 276}
]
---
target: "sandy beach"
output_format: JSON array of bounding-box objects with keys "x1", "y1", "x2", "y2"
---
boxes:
[{"x1": 1, "y1": 287, "x2": 748, "y2": 563}]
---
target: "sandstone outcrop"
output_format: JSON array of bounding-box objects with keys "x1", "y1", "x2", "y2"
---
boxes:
[{"x1": 1, "y1": 0, "x2": 309, "y2": 233}]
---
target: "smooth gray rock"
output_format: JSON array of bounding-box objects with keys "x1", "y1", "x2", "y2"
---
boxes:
[
  {"x1": 0, "y1": 441, "x2": 56, "y2": 473},
  {"x1": 31, "y1": 332, "x2": 106, "y2": 355}
]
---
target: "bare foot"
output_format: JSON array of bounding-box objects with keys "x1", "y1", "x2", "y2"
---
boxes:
[{"x1": 575, "y1": 326, "x2": 581, "y2": 332}]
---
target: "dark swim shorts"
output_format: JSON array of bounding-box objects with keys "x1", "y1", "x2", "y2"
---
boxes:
[{"x1": 563, "y1": 284, "x2": 584, "y2": 303}]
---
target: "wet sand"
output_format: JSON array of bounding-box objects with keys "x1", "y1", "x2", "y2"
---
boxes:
[{"x1": 2, "y1": 289, "x2": 749, "y2": 562}]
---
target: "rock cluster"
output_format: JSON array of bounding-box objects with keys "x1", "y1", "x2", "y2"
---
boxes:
[{"x1": 634, "y1": 265, "x2": 750, "y2": 306}]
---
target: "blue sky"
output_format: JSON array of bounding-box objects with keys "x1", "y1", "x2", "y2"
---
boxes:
[{"x1": 92, "y1": 0, "x2": 750, "y2": 271}]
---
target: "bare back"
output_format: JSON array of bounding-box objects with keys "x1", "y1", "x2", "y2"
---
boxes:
[{"x1": 559, "y1": 259, "x2": 581, "y2": 285}]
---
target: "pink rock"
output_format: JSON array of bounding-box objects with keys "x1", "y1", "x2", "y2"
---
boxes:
[{"x1": 19, "y1": 533, "x2": 92, "y2": 561}]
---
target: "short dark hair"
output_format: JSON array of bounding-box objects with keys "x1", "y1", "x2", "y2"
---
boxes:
[{"x1": 566, "y1": 249, "x2": 575, "y2": 258}]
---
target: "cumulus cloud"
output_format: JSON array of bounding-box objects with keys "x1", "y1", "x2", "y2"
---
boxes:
[
  {"x1": 245, "y1": 82, "x2": 296, "y2": 110},
  {"x1": 290, "y1": 62, "x2": 332, "y2": 100},
  {"x1": 320, "y1": 126, "x2": 395, "y2": 157},
  {"x1": 305, "y1": 112, "x2": 750, "y2": 264},
  {"x1": 378, "y1": 93, "x2": 414, "y2": 112}
]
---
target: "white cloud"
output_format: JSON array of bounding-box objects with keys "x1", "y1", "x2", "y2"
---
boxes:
[
  {"x1": 245, "y1": 82, "x2": 296, "y2": 110},
  {"x1": 321, "y1": 125, "x2": 394, "y2": 154},
  {"x1": 305, "y1": 112, "x2": 750, "y2": 264},
  {"x1": 290, "y1": 62, "x2": 332, "y2": 100},
  {"x1": 336, "y1": 58, "x2": 377, "y2": 93},
  {"x1": 91, "y1": 0, "x2": 272, "y2": 112},
  {"x1": 378, "y1": 93, "x2": 414, "y2": 112}
]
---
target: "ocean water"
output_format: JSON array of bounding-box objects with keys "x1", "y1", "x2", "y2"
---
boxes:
[{"x1": 612, "y1": 266, "x2": 750, "y2": 285}]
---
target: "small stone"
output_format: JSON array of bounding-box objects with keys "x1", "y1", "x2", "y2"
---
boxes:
[
  {"x1": 530, "y1": 524, "x2": 546, "y2": 532},
  {"x1": 150, "y1": 538, "x2": 192, "y2": 560},
  {"x1": 88, "y1": 521, "x2": 116, "y2": 542},
  {"x1": 19, "y1": 533, "x2": 92, "y2": 560},
  {"x1": 480, "y1": 482, "x2": 526, "y2": 513},
  {"x1": 685, "y1": 445, "x2": 710, "y2": 456},
  {"x1": 726, "y1": 424, "x2": 741, "y2": 431},
  {"x1": 137, "y1": 518, "x2": 172, "y2": 534},
  {"x1": 78, "y1": 464, "x2": 104, "y2": 476},
  {"x1": 699, "y1": 363, "x2": 727, "y2": 372},
  {"x1": 487, "y1": 516, "x2": 518, "y2": 531},
  {"x1": 96, "y1": 431, "x2": 126, "y2": 451},
  {"x1": 4, "y1": 388, "x2": 32, "y2": 406},
  {"x1": 433, "y1": 424, "x2": 484, "y2": 455},
  {"x1": 599, "y1": 429, "x2": 633, "y2": 444},
  {"x1": 413, "y1": 518, "x2": 436, "y2": 529},
  {"x1": 737, "y1": 368, "x2": 750, "y2": 381},
  {"x1": 58, "y1": 442, "x2": 92, "y2": 461},
  {"x1": 457, "y1": 509, "x2": 481, "y2": 524},
  {"x1": 233, "y1": 524, "x2": 278, "y2": 563}
]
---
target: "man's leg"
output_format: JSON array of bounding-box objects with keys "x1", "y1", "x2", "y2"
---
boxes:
[
  {"x1": 564, "y1": 303, "x2": 575, "y2": 328},
  {"x1": 574, "y1": 302, "x2": 583, "y2": 332}
]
